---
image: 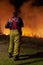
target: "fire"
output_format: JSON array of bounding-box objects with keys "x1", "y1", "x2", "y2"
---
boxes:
[
  {"x1": 3, "y1": 27, "x2": 32, "y2": 37},
  {"x1": 0, "y1": 0, "x2": 43, "y2": 38},
  {"x1": 22, "y1": 27, "x2": 43, "y2": 38},
  {"x1": 3, "y1": 29, "x2": 10, "y2": 35},
  {"x1": 2, "y1": 27, "x2": 43, "y2": 38},
  {"x1": 22, "y1": 27, "x2": 32, "y2": 37}
]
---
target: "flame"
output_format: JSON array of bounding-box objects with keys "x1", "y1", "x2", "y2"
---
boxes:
[
  {"x1": 0, "y1": 0, "x2": 43, "y2": 38},
  {"x1": 3, "y1": 27, "x2": 33, "y2": 37},
  {"x1": 3, "y1": 29, "x2": 10, "y2": 35},
  {"x1": 22, "y1": 27, "x2": 43, "y2": 38},
  {"x1": 22, "y1": 27, "x2": 32, "y2": 37},
  {"x1": 2, "y1": 27, "x2": 43, "y2": 38}
]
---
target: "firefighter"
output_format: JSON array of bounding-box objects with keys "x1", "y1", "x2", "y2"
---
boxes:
[{"x1": 5, "y1": 11, "x2": 24, "y2": 60}]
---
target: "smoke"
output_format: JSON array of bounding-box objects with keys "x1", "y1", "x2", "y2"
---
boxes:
[
  {"x1": 0, "y1": 0, "x2": 14, "y2": 34},
  {"x1": 0, "y1": 0, "x2": 43, "y2": 37},
  {"x1": 9, "y1": 0, "x2": 43, "y2": 16},
  {"x1": 32, "y1": 0, "x2": 43, "y2": 7},
  {"x1": 0, "y1": 0, "x2": 2, "y2": 1},
  {"x1": 19, "y1": 0, "x2": 43, "y2": 37},
  {"x1": 9, "y1": 0, "x2": 29, "y2": 12}
]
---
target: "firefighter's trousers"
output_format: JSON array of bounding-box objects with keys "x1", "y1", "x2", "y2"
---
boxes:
[{"x1": 8, "y1": 30, "x2": 21, "y2": 57}]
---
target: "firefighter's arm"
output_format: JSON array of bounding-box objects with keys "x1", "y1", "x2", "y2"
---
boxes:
[
  {"x1": 19, "y1": 17, "x2": 24, "y2": 27},
  {"x1": 5, "y1": 19, "x2": 12, "y2": 28}
]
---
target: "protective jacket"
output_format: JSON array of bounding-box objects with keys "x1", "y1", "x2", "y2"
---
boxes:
[{"x1": 5, "y1": 17, "x2": 24, "y2": 35}]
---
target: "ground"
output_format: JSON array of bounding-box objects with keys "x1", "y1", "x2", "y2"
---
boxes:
[{"x1": 0, "y1": 36, "x2": 43, "y2": 65}]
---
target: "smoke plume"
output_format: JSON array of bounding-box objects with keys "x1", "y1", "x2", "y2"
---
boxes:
[
  {"x1": 0, "y1": 0, "x2": 43, "y2": 37},
  {"x1": 32, "y1": 0, "x2": 43, "y2": 7},
  {"x1": 9, "y1": 0, "x2": 29, "y2": 12}
]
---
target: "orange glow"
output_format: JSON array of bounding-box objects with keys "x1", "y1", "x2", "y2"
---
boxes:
[
  {"x1": 22, "y1": 27, "x2": 32, "y2": 37},
  {"x1": 2, "y1": 27, "x2": 43, "y2": 38},
  {"x1": 0, "y1": 0, "x2": 43, "y2": 38},
  {"x1": 22, "y1": 27, "x2": 43, "y2": 38},
  {"x1": 3, "y1": 29, "x2": 10, "y2": 35}
]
